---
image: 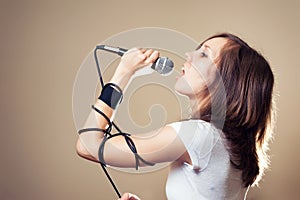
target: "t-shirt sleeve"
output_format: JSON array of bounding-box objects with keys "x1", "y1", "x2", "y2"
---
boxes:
[{"x1": 167, "y1": 120, "x2": 220, "y2": 171}]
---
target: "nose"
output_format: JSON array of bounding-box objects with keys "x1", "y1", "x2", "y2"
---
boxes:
[{"x1": 185, "y1": 51, "x2": 192, "y2": 62}]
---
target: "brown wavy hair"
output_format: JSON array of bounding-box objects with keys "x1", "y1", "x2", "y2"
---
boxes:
[{"x1": 196, "y1": 33, "x2": 275, "y2": 187}]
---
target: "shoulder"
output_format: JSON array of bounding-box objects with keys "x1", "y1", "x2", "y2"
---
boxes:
[
  {"x1": 166, "y1": 119, "x2": 224, "y2": 170},
  {"x1": 167, "y1": 119, "x2": 218, "y2": 135}
]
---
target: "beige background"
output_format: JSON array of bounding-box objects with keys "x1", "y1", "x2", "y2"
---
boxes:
[{"x1": 1, "y1": 0, "x2": 299, "y2": 199}]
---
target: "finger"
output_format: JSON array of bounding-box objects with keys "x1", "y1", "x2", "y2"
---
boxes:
[
  {"x1": 144, "y1": 49, "x2": 154, "y2": 58},
  {"x1": 140, "y1": 48, "x2": 147, "y2": 53},
  {"x1": 125, "y1": 47, "x2": 138, "y2": 54},
  {"x1": 137, "y1": 49, "x2": 152, "y2": 62},
  {"x1": 145, "y1": 50, "x2": 160, "y2": 64},
  {"x1": 125, "y1": 47, "x2": 145, "y2": 56},
  {"x1": 128, "y1": 48, "x2": 147, "y2": 61},
  {"x1": 138, "y1": 48, "x2": 149, "y2": 59}
]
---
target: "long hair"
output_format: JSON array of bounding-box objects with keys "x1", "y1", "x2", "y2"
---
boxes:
[{"x1": 196, "y1": 33, "x2": 275, "y2": 187}]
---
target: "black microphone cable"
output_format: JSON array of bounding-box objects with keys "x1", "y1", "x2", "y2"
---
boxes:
[{"x1": 77, "y1": 46, "x2": 155, "y2": 199}]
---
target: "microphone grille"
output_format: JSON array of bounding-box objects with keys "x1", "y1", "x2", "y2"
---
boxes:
[{"x1": 152, "y1": 57, "x2": 174, "y2": 75}]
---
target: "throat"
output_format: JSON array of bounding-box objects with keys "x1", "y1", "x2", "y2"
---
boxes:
[{"x1": 189, "y1": 98, "x2": 201, "y2": 118}]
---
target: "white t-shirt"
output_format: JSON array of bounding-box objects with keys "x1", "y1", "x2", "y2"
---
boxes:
[{"x1": 166, "y1": 120, "x2": 249, "y2": 200}]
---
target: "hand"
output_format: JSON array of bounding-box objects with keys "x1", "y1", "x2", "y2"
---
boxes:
[
  {"x1": 118, "y1": 48, "x2": 160, "y2": 75},
  {"x1": 118, "y1": 192, "x2": 141, "y2": 200},
  {"x1": 110, "y1": 48, "x2": 159, "y2": 90}
]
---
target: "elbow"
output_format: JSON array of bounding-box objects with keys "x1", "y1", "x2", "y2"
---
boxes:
[
  {"x1": 76, "y1": 139, "x2": 87, "y2": 158},
  {"x1": 76, "y1": 139, "x2": 98, "y2": 162}
]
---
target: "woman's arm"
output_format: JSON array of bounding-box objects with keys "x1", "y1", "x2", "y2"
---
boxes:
[{"x1": 76, "y1": 48, "x2": 188, "y2": 167}]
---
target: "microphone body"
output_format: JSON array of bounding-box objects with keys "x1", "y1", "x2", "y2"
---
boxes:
[{"x1": 97, "y1": 45, "x2": 174, "y2": 75}]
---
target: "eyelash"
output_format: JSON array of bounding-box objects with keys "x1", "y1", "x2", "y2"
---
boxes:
[{"x1": 201, "y1": 52, "x2": 208, "y2": 57}]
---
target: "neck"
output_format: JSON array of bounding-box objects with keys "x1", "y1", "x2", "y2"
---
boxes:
[{"x1": 189, "y1": 96, "x2": 201, "y2": 119}]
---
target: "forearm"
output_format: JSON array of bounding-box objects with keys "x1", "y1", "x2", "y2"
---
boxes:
[
  {"x1": 110, "y1": 67, "x2": 134, "y2": 91},
  {"x1": 76, "y1": 70, "x2": 133, "y2": 158}
]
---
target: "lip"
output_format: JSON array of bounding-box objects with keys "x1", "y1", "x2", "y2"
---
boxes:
[{"x1": 175, "y1": 67, "x2": 185, "y2": 80}]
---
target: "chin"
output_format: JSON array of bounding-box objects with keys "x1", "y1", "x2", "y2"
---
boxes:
[
  {"x1": 175, "y1": 77, "x2": 193, "y2": 96},
  {"x1": 175, "y1": 82, "x2": 191, "y2": 97}
]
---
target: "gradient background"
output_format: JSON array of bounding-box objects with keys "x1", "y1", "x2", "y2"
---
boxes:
[{"x1": 1, "y1": 0, "x2": 299, "y2": 199}]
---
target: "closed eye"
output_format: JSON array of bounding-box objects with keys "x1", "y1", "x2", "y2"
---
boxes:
[{"x1": 201, "y1": 52, "x2": 208, "y2": 58}]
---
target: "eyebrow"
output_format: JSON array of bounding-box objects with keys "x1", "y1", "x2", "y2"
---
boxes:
[
  {"x1": 198, "y1": 43, "x2": 216, "y2": 58},
  {"x1": 203, "y1": 44, "x2": 212, "y2": 50},
  {"x1": 196, "y1": 43, "x2": 213, "y2": 54},
  {"x1": 202, "y1": 44, "x2": 214, "y2": 56}
]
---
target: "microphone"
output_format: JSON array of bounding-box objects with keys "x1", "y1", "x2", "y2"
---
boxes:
[{"x1": 96, "y1": 45, "x2": 174, "y2": 75}]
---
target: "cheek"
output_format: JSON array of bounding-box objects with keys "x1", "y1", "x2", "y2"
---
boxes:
[
  {"x1": 192, "y1": 62, "x2": 217, "y2": 86},
  {"x1": 174, "y1": 60, "x2": 217, "y2": 96},
  {"x1": 193, "y1": 62, "x2": 211, "y2": 78}
]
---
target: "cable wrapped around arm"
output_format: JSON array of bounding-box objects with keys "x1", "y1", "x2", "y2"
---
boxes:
[
  {"x1": 90, "y1": 104, "x2": 155, "y2": 169},
  {"x1": 77, "y1": 104, "x2": 155, "y2": 168},
  {"x1": 76, "y1": 47, "x2": 155, "y2": 198}
]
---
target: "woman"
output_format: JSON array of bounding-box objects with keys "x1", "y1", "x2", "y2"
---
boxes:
[{"x1": 76, "y1": 33, "x2": 275, "y2": 199}]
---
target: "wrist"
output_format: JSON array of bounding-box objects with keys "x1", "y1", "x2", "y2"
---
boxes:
[
  {"x1": 110, "y1": 69, "x2": 133, "y2": 91},
  {"x1": 98, "y1": 83, "x2": 123, "y2": 109}
]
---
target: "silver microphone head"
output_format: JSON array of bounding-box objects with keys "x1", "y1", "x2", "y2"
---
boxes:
[{"x1": 151, "y1": 57, "x2": 174, "y2": 75}]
